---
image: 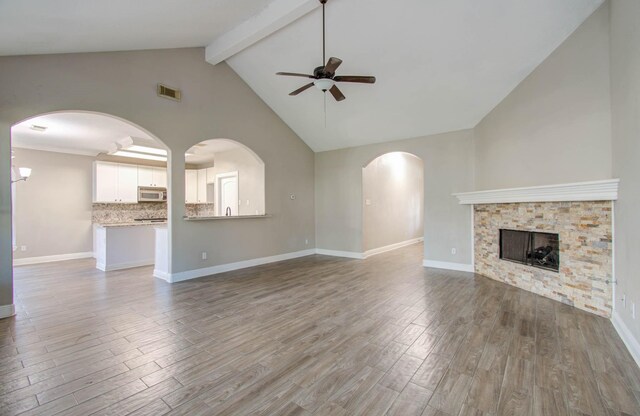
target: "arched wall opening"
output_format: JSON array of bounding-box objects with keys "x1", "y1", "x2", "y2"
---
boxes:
[
  {"x1": 183, "y1": 139, "x2": 265, "y2": 218},
  {"x1": 9, "y1": 110, "x2": 171, "y2": 281},
  {"x1": 362, "y1": 151, "x2": 424, "y2": 255}
]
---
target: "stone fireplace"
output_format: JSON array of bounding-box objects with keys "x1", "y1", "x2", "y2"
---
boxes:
[{"x1": 455, "y1": 180, "x2": 619, "y2": 318}]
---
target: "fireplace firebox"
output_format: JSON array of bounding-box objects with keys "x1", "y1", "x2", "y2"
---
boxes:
[{"x1": 499, "y1": 229, "x2": 559, "y2": 272}]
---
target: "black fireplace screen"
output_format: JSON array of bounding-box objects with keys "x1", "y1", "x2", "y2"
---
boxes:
[{"x1": 500, "y1": 229, "x2": 559, "y2": 272}]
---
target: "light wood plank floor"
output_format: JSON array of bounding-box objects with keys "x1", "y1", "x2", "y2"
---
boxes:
[{"x1": 2, "y1": 243, "x2": 640, "y2": 415}]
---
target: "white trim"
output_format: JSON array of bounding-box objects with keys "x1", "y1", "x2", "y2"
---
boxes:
[
  {"x1": 453, "y1": 179, "x2": 620, "y2": 205},
  {"x1": 612, "y1": 201, "x2": 616, "y2": 311},
  {"x1": 0, "y1": 304, "x2": 16, "y2": 319},
  {"x1": 167, "y1": 249, "x2": 316, "y2": 283},
  {"x1": 13, "y1": 251, "x2": 94, "y2": 266},
  {"x1": 363, "y1": 237, "x2": 423, "y2": 258},
  {"x1": 423, "y1": 260, "x2": 474, "y2": 273},
  {"x1": 612, "y1": 311, "x2": 640, "y2": 369},
  {"x1": 315, "y1": 249, "x2": 365, "y2": 260},
  {"x1": 153, "y1": 269, "x2": 171, "y2": 282},
  {"x1": 470, "y1": 206, "x2": 475, "y2": 270},
  {"x1": 96, "y1": 259, "x2": 154, "y2": 272}
]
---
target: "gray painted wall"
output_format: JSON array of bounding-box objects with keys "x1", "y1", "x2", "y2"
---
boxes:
[
  {"x1": 611, "y1": 0, "x2": 640, "y2": 349},
  {"x1": 363, "y1": 152, "x2": 424, "y2": 252},
  {"x1": 315, "y1": 130, "x2": 474, "y2": 264},
  {"x1": 12, "y1": 148, "x2": 93, "y2": 259},
  {"x1": 474, "y1": 4, "x2": 612, "y2": 190},
  {"x1": 0, "y1": 48, "x2": 315, "y2": 308}
]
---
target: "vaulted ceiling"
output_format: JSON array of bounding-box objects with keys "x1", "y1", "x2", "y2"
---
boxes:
[
  {"x1": 1, "y1": 0, "x2": 603, "y2": 152},
  {"x1": 227, "y1": 0, "x2": 604, "y2": 151}
]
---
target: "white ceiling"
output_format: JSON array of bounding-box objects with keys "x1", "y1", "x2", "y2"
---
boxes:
[
  {"x1": 11, "y1": 112, "x2": 161, "y2": 156},
  {"x1": 228, "y1": 0, "x2": 603, "y2": 151},
  {"x1": 12, "y1": 112, "x2": 246, "y2": 165},
  {"x1": 2, "y1": 0, "x2": 603, "y2": 152},
  {"x1": 0, "y1": 0, "x2": 272, "y2": 56},
  {"x1": 186, "y1": 139, "x2": 243, "y2": 165}
]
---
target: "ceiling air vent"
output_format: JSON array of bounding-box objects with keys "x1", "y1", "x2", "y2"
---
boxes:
[{"x1": 157, "y1": 84, "x2": 181, "y2": 102}]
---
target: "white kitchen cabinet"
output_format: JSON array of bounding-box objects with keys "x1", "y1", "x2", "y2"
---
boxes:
[
  {"x1": 94, "y1": 162, "x2": 140, "y2": 203},
  {"x1": 138, "y1": 166, "x2": 167, "y2": 188},
  {"x1": 154, "y1": 168, "x2": 167, "y2": 188},
  {"x1": 94, "y1": 162, "x2": 118, "y2": 202},
  {"x1": 117, "y1": 164, "x2": 138, "y2": 202},
  {"x1": 185, "y1": 170, "x2": 198, "y2": 203},
  {"x1": 206, "y1": 167, "x2": 216, "y2": 184},
  {"x1": 197, "y1": 169, "x2": 207, "y2": 203}
]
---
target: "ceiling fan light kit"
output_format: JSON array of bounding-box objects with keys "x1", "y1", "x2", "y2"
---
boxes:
[{"x1": 276, "y1": 0, "x2": 375, "y2": 102}]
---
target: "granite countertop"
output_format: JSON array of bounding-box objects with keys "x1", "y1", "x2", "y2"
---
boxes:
[
  {"x1": 183, "y1": 214, "x2": 270, "y2": 221},
  {"x1": 95, "y1": 221, "x2": 167, "y2": 228}
]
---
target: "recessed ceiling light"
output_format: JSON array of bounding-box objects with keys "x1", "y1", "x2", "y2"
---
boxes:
[
  {"x1": 125, "y1": 145, "x2": 167, "y2": 156},
  {"x1": 112, "y1": 150, "x2": 167, "y2": 162},
  {"x1": 30, "y1": 124, "x2": 47, "y2": 132}
]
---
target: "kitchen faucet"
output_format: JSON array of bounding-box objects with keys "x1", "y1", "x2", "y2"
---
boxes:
[{"x1": 225, "y1": 206, "x2": 231, "y2": 216}]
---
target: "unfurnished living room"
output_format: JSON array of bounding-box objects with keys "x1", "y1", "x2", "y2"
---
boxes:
[{"x1": 1, "y1": 0, "x2": 639, "y2": 415}]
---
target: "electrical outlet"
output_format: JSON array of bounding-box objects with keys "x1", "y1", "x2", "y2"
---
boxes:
[
  {"x1": 246, "y1": 200, "x2": 250, "y2": 206},
  {"x1": 20, "y1": 245, "x2": 27, "y2": 252},
  {"x1": 305, "y1": 239, "x2": 309, "y2": 245},
  {"x1": 451, "y1": 248, "x2": 457, "y2": 255},
  {"x1": 365, "y1": 199, "x2": 372, "y2": 206},
  {"x1": 201, "y1": 252, "x2": 207, "y2": 260},
  {"x1": 12, "y1": 245, "x2": 17, "y2": 252}
]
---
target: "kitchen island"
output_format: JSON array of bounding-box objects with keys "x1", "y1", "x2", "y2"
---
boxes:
[{"x1": 94, "y1": 221, "x2": 165, "y2": 271}]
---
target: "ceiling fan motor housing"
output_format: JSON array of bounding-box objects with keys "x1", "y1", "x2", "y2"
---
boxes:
[{"x1": 313, "y1": 66, "x2": 332, "y2": 78}]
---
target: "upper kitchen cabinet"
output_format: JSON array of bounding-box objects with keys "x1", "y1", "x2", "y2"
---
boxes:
[
  {"x1": 138, "y1": 166, "x2": 167, "y2": 188},
  {"x1": 93, "y1": 161, "x2": 138, "y2": 203},
  {"x1": 197, "y1": 169, "x2": 208, "y2": 203},
  {"x1": 185, "y1": 170, "x2": 198, "y2": 203}
]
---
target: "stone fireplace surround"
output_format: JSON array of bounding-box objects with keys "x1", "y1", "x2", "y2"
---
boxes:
[{"x1": 455, "y1": 180, "x2": 619, "y2": 318}]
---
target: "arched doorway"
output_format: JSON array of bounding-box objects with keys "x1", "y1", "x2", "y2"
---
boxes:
[
  {"x1": 362, "y1": 151, "x2": 424, "y2": 258},
  {"x1": 9, "y1": 111, "x2": 170, "y2": 292}
]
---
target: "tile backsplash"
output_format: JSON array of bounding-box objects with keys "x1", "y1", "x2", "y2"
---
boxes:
[
  {"x1": 92, "y1": 203, "x2": 167, "y2": 224},
  {"x1": 185, "y1": 203, "x2": 216, "y2": 217},
  {"x1": 93, "y1": 202, "x2": 217, "y2": 224}
]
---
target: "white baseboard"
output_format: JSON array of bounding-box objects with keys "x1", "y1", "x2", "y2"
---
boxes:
[
  {"x1": 0, "y1": 304, "x2": 16, "y2": 319},
  {"x1": 423, "y1": 259, "x2": 474, "y2": 273},
  {"x1": 153, "y1": 269, "x2": 171, "y2": 282},
  {"x1": 612, "y1": 311, "x2": 640, "y2": 368},
  {"x1": 167, "y1": 249, "x2": 316, "y2": 283},
  {"x1": 13, "y1": 251, "x2": 94, "y2": 266},
  {"x1": 96, "y1": 259, "x2": 155, "y2": 272},
  {"x1": 315, "y1": 249, "x2": 364, "y2": 259},
  {"x1": 363, "y1": 237, "x2": 423, "y2": 258}
]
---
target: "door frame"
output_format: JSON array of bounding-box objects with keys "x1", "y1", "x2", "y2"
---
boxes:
[{"x1": 216, "y1": 171, "x2": 239, "y2": 216}]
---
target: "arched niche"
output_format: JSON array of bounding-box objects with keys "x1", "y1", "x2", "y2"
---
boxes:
[
  {"x1": 362, "y1": 151, "x2": 425, "y2": 254},
  {"x1": 184, "y1": 138, "x2": 265, "y2": 217}
]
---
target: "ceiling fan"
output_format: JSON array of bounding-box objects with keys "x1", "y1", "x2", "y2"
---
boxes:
[{"x1": 276, "y1": 0, "x2": 376, "y2": 102}]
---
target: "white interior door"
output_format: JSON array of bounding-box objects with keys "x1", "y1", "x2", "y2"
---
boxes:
[{"x1": 217, "y1": 172, "x2": 238, "y2": 216}]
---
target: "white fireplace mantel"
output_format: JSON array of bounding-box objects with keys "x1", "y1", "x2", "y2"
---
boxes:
[{"x1": 453, "y1": 179, "x2": 619, "y2": 205}]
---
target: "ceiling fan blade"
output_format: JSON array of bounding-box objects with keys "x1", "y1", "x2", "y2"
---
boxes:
[
  {"x1": 334, "y1": 75, "x2": 376, "y2": 84},
  {"x1": 323, "y1": 57, "x2": 342, "y2": 74},
  {"x1": 277, "y1": 72, "x2": 315, "y2": 78},
  {"x1": 329, "y1": 85, "x2": 345, "y2": 102},
  {"x1": 289, "y1": 82, "x2": 315, "y2": 96}
]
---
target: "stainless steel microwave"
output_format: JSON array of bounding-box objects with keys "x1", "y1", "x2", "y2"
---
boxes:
[{"x1": 138, "y1": 187, "x2": 167, "y2": 202}]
